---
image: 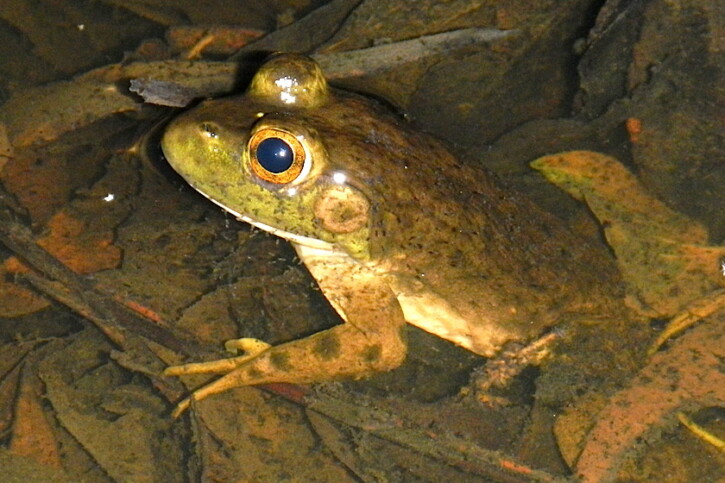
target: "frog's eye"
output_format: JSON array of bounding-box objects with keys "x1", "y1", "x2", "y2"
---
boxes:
[{"x1": 248, "y1": 128, "x2": 306, "y2": 184}]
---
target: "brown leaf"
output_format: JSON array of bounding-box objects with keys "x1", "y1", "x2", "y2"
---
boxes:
[
  {"x1": 0, "y1": 278, "x2": 49, "y2": 317},
  {"x1": 9, "y1": 366, "x2": 62, "y2": 468},
  {"x1": 0, "y1": 363, "x2": 22, "y2": 435},
  {"x1": 575, "y1": 310, "x2": 725, "y2": 482},
  {"x1": 166, "y1": 25, "x2": 265, "y2": 57},
  {"x1": 532, "y1": 151, "x2": 724, "y2": 317},
  {"x1": 0, "y1": 258, "x2": 50, "y2": 316},
  {"x1": 37, "y1": 211, "x2": 121, "y2": 275}
]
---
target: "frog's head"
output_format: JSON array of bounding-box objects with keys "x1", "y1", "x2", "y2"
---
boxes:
[{"x1": 162, "y1": 54, "x2": 383, "y2": 260}]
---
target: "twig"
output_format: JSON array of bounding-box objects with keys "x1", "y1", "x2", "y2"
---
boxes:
[
  {"x1": 240, "y1": 382, "x2": 570, "y2": 482},
  {"x1": 305, "y1": 391, "x2": 571, "y2": 483}
]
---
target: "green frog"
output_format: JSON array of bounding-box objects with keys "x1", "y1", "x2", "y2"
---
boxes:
[{"x1": 161, "y1": 53, "x2": 618, "y2": 416}]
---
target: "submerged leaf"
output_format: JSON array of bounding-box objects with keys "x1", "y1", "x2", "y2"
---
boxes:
[
  {"x1": 532, "y1": 151, "x2": 725, "y2": 316},
  {"x1": 575, "y1": 310, "x2": 725, "y2": 482}
]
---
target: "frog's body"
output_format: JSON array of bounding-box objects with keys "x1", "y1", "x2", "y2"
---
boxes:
[{"x1": 161, "y1": 54, "x2": 618, "y2": 414}]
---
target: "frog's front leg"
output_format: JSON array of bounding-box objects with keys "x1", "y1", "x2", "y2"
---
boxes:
[{"x1": 164, "y1": 263, "x2": 407, "y2": 417}]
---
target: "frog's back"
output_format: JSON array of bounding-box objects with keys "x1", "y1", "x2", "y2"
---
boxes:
[{"x1": 307, "y1": 91, "x2": 622, "y2": 354}]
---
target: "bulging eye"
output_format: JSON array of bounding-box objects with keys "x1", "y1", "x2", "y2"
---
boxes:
[{"x1": 248, "y1": 128, "x2": 306, "y2": 184}]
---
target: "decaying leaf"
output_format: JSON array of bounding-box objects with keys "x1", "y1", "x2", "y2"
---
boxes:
[
  {"x1": 9, "y1": 366, "x2": 62, "y2": 468},
  {"x1": 0, "y1": 271, "x2": 50, "y2": 317},
  {"x1": 38, "y1": 332, "x2": 183, "y2": 482},
  {"x1": 573, "y1": 310, "x2": 725, "y2": 482},
  {"x1": 36, "y1": 212, "x2": 121, "y2": 275},
  {"x1": 532, "y1": 150, "x2": 725, "y2": 317}
]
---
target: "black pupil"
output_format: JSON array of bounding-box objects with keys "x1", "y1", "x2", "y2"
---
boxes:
[{"x1": 256, "y1": 137, "x2": 294, "y2": 173}]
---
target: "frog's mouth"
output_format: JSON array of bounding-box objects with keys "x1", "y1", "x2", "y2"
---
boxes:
[{"x1": 199, "y1": 191, "x2": 340, "y2": 253}]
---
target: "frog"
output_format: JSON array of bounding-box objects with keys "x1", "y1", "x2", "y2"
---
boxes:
[{"x1": 161, "y1": 53, "x2": 620, "y2": 416}]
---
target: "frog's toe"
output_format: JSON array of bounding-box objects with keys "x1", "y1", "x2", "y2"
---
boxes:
[
  {"x1": 171, "y1": 397, "x2": 192, "y2": 419},
  {"x1": 472, "y1": 331, "x2": 560, "y2": 393},
  {"x1": 164, "y1": 338, "x2": 272, "y2": 376},
  {"x1": 164, "y1": 351, "x2": 270, "y2": 376},
  {"x1": 168, "y1": 362, "x2": 274, "y2": 418},
  {"x1": 224, "y1": 337, "x2": 270, "y2": 355}
]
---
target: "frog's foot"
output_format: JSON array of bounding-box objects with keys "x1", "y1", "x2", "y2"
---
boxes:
[
  {"x1": 470, "y1": 331, "x2": 561, "y2": 405},
  {"x1": 164, "y1": 338, "x2": 271, "y2": 376},
  {"x1": 224, "y1": 337, "x2": 271, "y2": 355},
  {"x1": 164, "y1": 321, "x2": 407, "y2": 418},
  {"x1": 648, "y1": 288, "x2": 725, "y2": 355},
  {"x1": 164, "y1": 255, "x2": 408, "y2": 418}
]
